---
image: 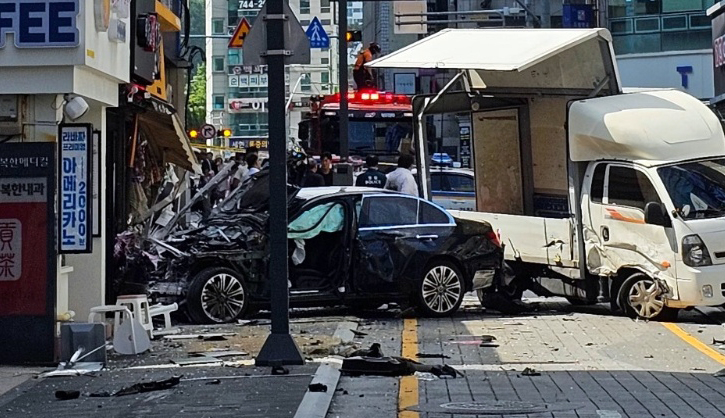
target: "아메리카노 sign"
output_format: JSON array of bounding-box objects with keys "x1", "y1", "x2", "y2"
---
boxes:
[
  {"x1": 58, "y1": 123, "x2": 92, "y2": 254},
  {"x1": 0, "y1": 0, "x2": 80, "y2": 48}
]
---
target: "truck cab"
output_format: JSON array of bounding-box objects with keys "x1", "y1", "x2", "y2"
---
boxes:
[{"x1": 368, "y1": 28, "x2": 725, "y2": 320}]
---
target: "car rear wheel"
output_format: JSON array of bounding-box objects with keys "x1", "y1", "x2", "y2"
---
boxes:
[
  {"x1": 187, "y1": 267, "x2": 250, "y2": 324},
  {"x1": 417, "y1": 261, "x2": 464, "y2": 317},
  {"x1": 618, "y1": 272, "x2": 678, "y2": 321}
]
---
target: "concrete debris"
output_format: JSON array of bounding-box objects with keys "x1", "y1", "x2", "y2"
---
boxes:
[
  {"x1": 171, "y1": 355, "x2": 222, "y2": 366},
  {"x1": 521, "y1": 367, "x2": 541, "y2": 377},
  {"x1": 348, "y1": 343, "x2": 382, "y2": 358},
  {"x1": 308, "y1": 383, "x2": 328, "y2": 392},
  {"x1": 164, "y1": 333, "x2": 236, "y2": 340}
]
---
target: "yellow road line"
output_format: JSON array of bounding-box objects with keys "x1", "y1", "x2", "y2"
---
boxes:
[
  {"x1": 662, "y1": 322, "x2": 725, "y2": 366},
  {"x1": 399, "y1": 318, "x2": 420, "y2": 418}
]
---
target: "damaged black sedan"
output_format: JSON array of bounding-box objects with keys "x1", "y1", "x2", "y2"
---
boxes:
[{"x1": 118, "y1": 171, "x2": 503, "y2": 323}]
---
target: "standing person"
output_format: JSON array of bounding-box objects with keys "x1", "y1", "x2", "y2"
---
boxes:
[
  {"x1": 320, "y1": 152, "x2": 334, "y2": 186},
  {"x1": 385, "y1": 154, "x2": 418, "y2": 196},
  {"x1": 356, "y1": 155, "x2": 387, "y2": 188},
  {"x1": 243, "y1": 153, "x2": 261, "y2": 182},
  {"x1": 230, "y1": 153, "x2": 247, "y2": 191},
  {"x1": 353, "y1": 42, "x2": 381, "y2": 90},
  {"x1": 302, "y1": 158, "x2": 325, "y2": 187}
]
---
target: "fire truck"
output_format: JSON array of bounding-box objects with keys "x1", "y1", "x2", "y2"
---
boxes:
[{"x1": 297, "y1": 89, "x2": 414, "y2": 169}]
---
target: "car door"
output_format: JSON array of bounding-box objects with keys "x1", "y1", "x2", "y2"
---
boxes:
[
  {"x1": 352, "y1": 195, "x2": 456, "y2": 295},
  {"x1": 587, "y1": 163, "x2": 676, "y2": 277}
]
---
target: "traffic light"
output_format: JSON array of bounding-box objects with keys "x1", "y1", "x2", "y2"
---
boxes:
[
  {"x1": 189, "y1": 129, "x2": 199, "y2": 139},
  {"x1": 218, "y1": 128, "x2": 232, "y2": 137},
  {"x1": 346, "y1": 30, "x2": 362, "y2": 42}
]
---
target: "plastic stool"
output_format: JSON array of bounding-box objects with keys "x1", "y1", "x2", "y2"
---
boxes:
[
  {"x1": 88, "y1": 305, "x2": 150, "y2": 355},
  {"x1": 116, "y1": 295, "x2": 152, "y2": 338},
  {"x1": 149, "y1": 303, "x2": 178, "y2": 330}
]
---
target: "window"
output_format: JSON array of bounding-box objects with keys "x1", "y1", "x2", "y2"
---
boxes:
[
  {"x1": 213, "y1": 56, "x2": 225, "y2": 72},
  {"x1": 607, "y1": 166, "x2": 659, "y2": 210},
  {"x1": 288, "y1": 202, "x2": 345, "y2": 240},
  {"x1": 446, "y1": 174, "x2": 474, "y2": 193},
  {"x1": 322, "y1": 19, "x2": 331, "y2": 25},
  {"x1": 212, "y1": 18, "x2": 225, "y2": 34},
  {"x1": 419, "y1": 201, "x2": 451, "y2": 225},
  {"x1": 590, "y1": 164, "x2": 606, "y2": 203},
  {"x1": 300, "y1": 0, "x2": 310, "y2": 14},
  {"x1": 321, "y1": 71, "x2": 330, "y2": 84},
  {"x1": 431, "y1": 173, "x2": 443, "y2": 191},
  {"x1": 359, "y1": 196, "x2": 418, "y2": 228},
  {"x1": 321, "y1": 57, "x2": 329, "y2": 65},
  {"x1": 301, "y1": 72, "x2": 312, "y2": 92},
  {"x1": 300, "y1": 19, "x2": 310, "y2": 26},
  {"x1": 321, "y1": 0, "x2": 330, "y2": 13},
  {"x1": 213, "y1": 95, "x2": 225, "y2": 110}
]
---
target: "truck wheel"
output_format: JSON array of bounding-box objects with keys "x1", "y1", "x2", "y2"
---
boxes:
[
  {"x1": 618, "y1": 272, "x2": 678, "y2": 321},
  {"x1": 187, "y1": 267, "x2": 250, "y2": 324},
  {"x1": 417, "y1": 261, "x2": 464, "y2": 317}
]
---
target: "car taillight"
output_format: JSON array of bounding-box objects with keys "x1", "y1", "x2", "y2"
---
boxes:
[{"x1": 486, "y1": 230, "x2": 501, "y2": 248}]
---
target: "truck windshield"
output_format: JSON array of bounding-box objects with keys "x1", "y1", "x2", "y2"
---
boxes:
[
  {"x1": 349, "y1": 119, "x2": 413, "y2": 155},
  {"x1": 657, "y1": 158, "x2": 725, "y2": 219}
]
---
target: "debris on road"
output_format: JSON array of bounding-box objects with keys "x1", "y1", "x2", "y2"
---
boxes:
[
  {"x1": 416, "y1": 353, "x2": 451, "y2": 359},
  {"x1": 55, "y1": 390, "x2": 81, "y2": 400},
  {"x1": 171, "y1": 355, "x2": 222, "y2": 366},
  {"x1": 308, "y1": 383, "x2": 328, "y2": 392},
  {"x1": 205, "y1": 379, "x2": 222, "y2": 385},
  {"x1": 163, "y1": 333, "x2": 236, "y2": 341},
  {"x1": 189, "y1": 349, "x2": 249, "y2": 358},
  {"x1": 713, "y1": 338, "x2": 725, "y2": 345},
  {"x1": 272, "y1": 366, "x2": 290, "y2": 375},
  {"x1": 348, "y1": 343, "x2": 382, "y2": 358},
  {"x1": 521, "y1": 367, "x2": 541, "y2": 376},
  {"x1": 714, "y1": 368, "x2": 725, "y2": 377},
  {"x1": 350, "y1": 329, "x2": 368, "y2": 337},
  {"x1": 114, "y1": 376, "x2": 182, "y2": 397}
]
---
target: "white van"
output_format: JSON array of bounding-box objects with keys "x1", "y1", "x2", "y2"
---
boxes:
[{"x1": 370, "y1": 28, "x2": 725, "y2": 320}]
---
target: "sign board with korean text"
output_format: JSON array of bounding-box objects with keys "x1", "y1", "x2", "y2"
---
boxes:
[
  {"x1": 59, "y1": 123, "x2": 93, "y2": 254},
  {"x1": 0, "y1": 142, "x2": 56, "y2": 363},
  {"x1": 228, "y1": 17, "x2": 251, "y2": 49},
  {"x1": 229, "y1": 137, "x2": 269, "y2": 151},
  {"x1": 228, "y1": 97, "x2": 269, "y2": 113},
  {"x1": 459, "y1": 123, "x2": 472, "y2": 169},
  {"x1": 306, "y1": 17, "x2": 329, "y2": 48},
  {"x1": 712, "y1": 7, "x2": 725, "y2": 103},
  {"x1": 0, "y1": 0, "x2": 81, "y2": 48}
]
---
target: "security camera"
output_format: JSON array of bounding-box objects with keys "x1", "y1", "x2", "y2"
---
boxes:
[{"x1": 64, "y1": 95, "x2": 89, "y2": 121}]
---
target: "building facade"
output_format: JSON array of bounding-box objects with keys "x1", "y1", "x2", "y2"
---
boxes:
[{"x1": 205, "y1": 0, "x2": 340, "y2": 150}]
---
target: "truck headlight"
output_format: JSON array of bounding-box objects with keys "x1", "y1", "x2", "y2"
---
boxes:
[{"x1": 682, "y1": 234, "x2": 712, "y2": 267}]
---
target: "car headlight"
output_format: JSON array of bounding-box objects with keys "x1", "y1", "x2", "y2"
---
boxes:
[{"x1": 682, "y1": 234, "x2": 712, "y2": 267}]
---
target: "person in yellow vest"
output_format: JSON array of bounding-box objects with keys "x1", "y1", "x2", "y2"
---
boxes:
[{"x1": 353, "y1": 42, "x2": 381, "y2": 90}]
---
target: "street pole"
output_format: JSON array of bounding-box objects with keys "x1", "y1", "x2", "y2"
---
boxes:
[
  {"x1": 338, "y1": 0, "x2": 349, "y2": 160},
  {"x1": 255, "y1": 0, "x2": 305, "y2": 367}
]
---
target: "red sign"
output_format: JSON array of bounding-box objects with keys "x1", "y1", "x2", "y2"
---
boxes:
[{"x1": 0, "y1": 178, "x2": 49, "y2": 315}]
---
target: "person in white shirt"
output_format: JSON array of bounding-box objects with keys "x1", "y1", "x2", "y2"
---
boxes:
[
  {"x1": 243, "y1": 153, "x2": 261, "y2": 182},
  {"x1": 385, "y1": 154, "x2": 419, "y2": 196}
]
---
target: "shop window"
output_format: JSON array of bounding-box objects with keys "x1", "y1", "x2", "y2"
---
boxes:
[
  {"x1": 301, "y1": 73, "x2": 312, "y2": 92},
  {"x1": 213, "y1": 56, "x2": 225, "y2": 72},
  {"x1": 212, "y1": 19, "x2": 225, "y2": 34},
  {"x1": 213, "y1": 95, "x2": 225, "y2": 110}
]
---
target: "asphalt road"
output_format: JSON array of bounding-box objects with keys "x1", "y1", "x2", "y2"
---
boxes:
[{"x1": 327, "y1": 294, "x2": 725, "y2": 418}]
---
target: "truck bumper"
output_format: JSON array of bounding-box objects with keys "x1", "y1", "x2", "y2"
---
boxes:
[{"x1": 667, "y1": 265, "x2": 725, "y2": 308}]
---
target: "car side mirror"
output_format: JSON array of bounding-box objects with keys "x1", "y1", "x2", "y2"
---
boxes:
[{"x1": 644, "y1": 202, "x2": 671, "y2": 227}]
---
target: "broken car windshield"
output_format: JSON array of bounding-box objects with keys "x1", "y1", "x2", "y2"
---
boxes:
[{"x1": 658, "y1": 158, "x2": 725, "y2": 219}]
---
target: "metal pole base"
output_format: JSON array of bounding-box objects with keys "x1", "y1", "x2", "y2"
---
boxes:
[{"x1": 255, "y1": 333, "x2": 305, "y2": 366}]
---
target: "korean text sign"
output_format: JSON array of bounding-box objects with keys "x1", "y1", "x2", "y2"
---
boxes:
[{"x1": 59, "y1": 123, "x2": 93, "y2": 253}]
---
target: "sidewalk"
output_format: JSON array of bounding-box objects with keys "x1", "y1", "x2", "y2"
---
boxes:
[{"x1": 0, "y1": 315, "x2": 359, "y2": 418}]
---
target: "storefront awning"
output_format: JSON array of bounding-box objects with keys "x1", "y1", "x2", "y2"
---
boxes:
[{"x1": 138, "y1": 112, "x2": 202, "y2": 175}]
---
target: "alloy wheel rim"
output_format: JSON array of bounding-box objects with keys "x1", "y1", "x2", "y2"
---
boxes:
[
  {"x1": 422, "y1": 266, "x2": 462, "y2": 313},
  {"x1": 628, "y1": 278, "x2": 664, "y2": 319},
  {"x1": 201, "y1": 273, "x2": 246, "y2": 322}
]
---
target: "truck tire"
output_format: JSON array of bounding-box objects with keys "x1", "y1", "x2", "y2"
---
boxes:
[
  {"x1": 187, "y1": 267, "x2": 250, "y2": 324},
  {"x1": 617, "y1": 272, "x2": 678, "y2": 322},
  {"x1": 416, "y1": 261, "x2": 465, "y2": 317}
]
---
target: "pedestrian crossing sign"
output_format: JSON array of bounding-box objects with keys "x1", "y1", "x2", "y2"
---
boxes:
[
  {"x1": 305, "y1": 17, "x2": 330, "y2": 48},
  {"x1": 228, "y1": 18, "x2": 251, "y2": 49}
]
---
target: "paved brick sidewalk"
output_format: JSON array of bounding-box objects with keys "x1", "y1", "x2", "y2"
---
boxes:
[{"x1": 0, "y1": 365, "x2": 318, "y2": 418}]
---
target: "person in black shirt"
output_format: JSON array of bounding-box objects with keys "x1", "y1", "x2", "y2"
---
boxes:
[
  {"x1": 355, "y1": 155, "x2": 387, "y2": 188},
  {"x1": 320, "y1": 152, "x2": 334, "y2": 186},
  {"x1": 302, "y1": 158, "x2": 325, "y2": 187}
]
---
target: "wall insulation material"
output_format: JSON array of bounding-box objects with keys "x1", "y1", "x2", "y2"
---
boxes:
[
  {"x1": 529, "y1": 97, "x2": 568, "y2": 194},
  {"x1": 472, "y1": 109, "x2": 524, "y2": 215}
]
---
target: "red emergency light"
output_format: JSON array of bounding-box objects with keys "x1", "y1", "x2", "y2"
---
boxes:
[{"x1": 323, "y1": 90, "x2": 411, "y2": 106}]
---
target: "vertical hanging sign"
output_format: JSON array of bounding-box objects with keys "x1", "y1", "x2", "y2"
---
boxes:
[{"x1": 59, "y1": 123, "x2": 93, "y2": 254}]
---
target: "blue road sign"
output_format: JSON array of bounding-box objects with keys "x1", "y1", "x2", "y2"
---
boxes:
[{"x1": 305, "y1": 17, "x2": 329, "y2": 48}]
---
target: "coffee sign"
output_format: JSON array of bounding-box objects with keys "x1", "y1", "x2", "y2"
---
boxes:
[{"x1": 0, "y1": 0, "x2": 80, "y2": 48}]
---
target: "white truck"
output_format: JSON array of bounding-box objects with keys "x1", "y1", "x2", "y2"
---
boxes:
[{"x1": 369, "y1": 28, "x2": 725, "y2": 320}]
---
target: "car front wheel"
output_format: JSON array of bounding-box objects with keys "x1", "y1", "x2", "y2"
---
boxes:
[
  {"x1": 417, "y1": 261, "x2": 464, "y2": 317},
  {"x1": 187, "y1": 267, "x2": 250, "y2": 324}
]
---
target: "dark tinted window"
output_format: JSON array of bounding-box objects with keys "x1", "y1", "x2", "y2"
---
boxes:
[
  {"x1": 419, "y1": 201, "x2": 451, "y2": 224},
  {"x1": 608, "y1": 166, "x2": 659, "y2": 210},
  {"x1": 591, "y1": 164, "x2": 606, "y2": 203},
  {"x1": 431, "y1": 173, "x2": 444, "y2": 191},
  {"x1": 447, "y1": 174, "x2": 475, "y2": 192},
  {"x1": 359, "y1": 196, "x2": 418, "y2": 227}
]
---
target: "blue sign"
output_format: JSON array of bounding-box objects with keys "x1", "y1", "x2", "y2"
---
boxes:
[
  {"x1": 58, "y1": 123, "x2": 92, "y2": 254},
  {"x1": 0, "y1": 0, "x2": 80, "y2": 48},
  {"x1": 305, "y1": 17, "x2": 329, "y2": 48},
  {"x1": 562, "y1": 4, "x2": 593, "y2": 29}
]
